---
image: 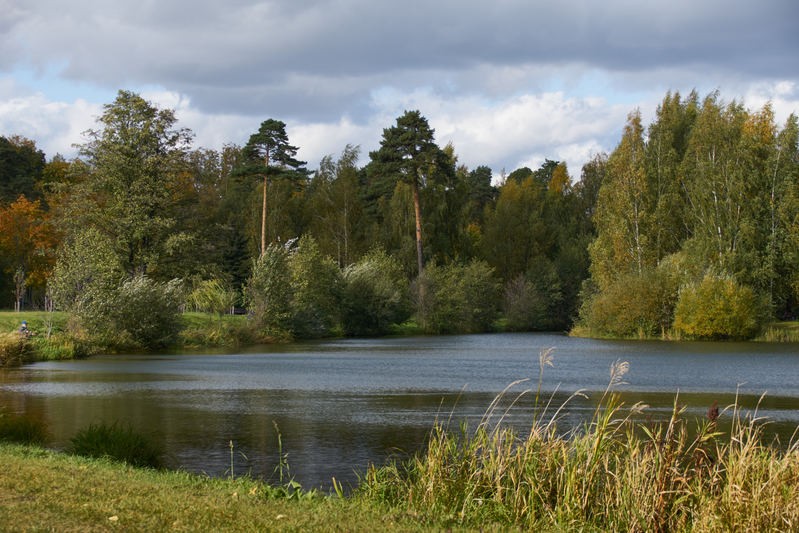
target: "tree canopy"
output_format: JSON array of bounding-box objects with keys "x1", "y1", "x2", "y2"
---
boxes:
[{"x1": 2, "y1": 88, "x2": 797, "y2": 343}]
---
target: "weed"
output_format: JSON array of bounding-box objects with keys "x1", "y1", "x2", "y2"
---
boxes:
[
  {"x1": 0, "y1": 332, "x2": 29, "y2": 366},
  {"x1": 68, "y1": 422, "x2": 162, "y2": 468},
  {"x1": 0, "y1": 411, "x2": 48, "y2": 445}
]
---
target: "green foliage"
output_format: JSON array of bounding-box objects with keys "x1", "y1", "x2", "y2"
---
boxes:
[
  {"x1": 69, "y1": 422, "x2": 162, "y2": 468},
  {"x1": 244, "y1": 243, "x2": 293, "y2": 337},
  {"x1": 416, "y1": 260, "x2": 501, "y2": 334},
  {"x1": 0, "y1": 135, "x2": 45, "y2": 203},
  {"x1": 48, "y1": 227, "x2": 124, "y2": 312},
  {"x1": 579, "y1": 267, "x2": 680, "y2": 338},
  {"x1": 288, "y1": 236, "x2": 342, "y2": 338},
  {"x1": 64, "y1": 90, "x2": 194, "y2": 277},
  {"x1": 0, "y1": 411, "x2": 48, "y2": 445},
  {"x1": 187, "y1": 279, "x2": 237, "y2": 316},
  {"x1": 673, "y1": 274, "x2": 768, "y2": 340},
  {"x1": 341, "y1": 249, "x2": 411, "y2": 336},
  {"x1": 0, "y1": 332, "x2": 29, "y2": 366},
  {"x1": 503, "y1": 262, "x2": 564, "y2": 332},
  {"x1": 68, "y1": 274, "x2": 184, "y2": 350}
]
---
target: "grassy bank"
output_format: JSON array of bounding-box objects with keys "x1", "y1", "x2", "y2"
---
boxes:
[
  {"x1": 2, "y1": 351, "x2": 799, "y2": 530},
  {"x1": 0, "y1": 310, "x2": 269, "y2": 364},
  {"x1": 758, "y1": 321, "x2": 799, "y2": 342},
  {"x1": 571, "y1": 320, "x2": 799, "y2": 342},
  {"x1": 360, "y1": 366, "x2": 799, "y2": 531},
  {"x1": 2, "y1": 397, "x2": 797, "y2": 531},
  {"x1": 0, "y1": 443, "x2": 425, "y2": 532}
]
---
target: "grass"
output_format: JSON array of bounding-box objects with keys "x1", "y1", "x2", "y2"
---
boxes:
[
  {"x1": 0, "y1": 410, "x2": 48, "y2": 445},
  {"x1": 0, "y1": 310, "x2": 265, "y2": 362},
  {"x1": 359, "y1": 353, "x2": 799, "y2": 531},
  {"x1": 0, "y1": 443, "x2": 428, "y2": 532},
  {"x1": 757, "y1": 321, "x2": 799, "y2": 342},
  {"x1": 69, "y1": 422, "x2": 163, "y2": 468}
]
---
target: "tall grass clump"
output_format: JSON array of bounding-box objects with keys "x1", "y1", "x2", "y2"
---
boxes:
[
  {"x1": 69, "y1": 422, "x2": 162, "y2": 468},
  {"x1": 0, "y1": 410, "x2": 48, "y2": 445},
  {"x1": 0, "y1": 332, "x2": 29, "y2": 366},
  {"x1": 359, "y1": 349, "x2": 799, "y2": 531}
]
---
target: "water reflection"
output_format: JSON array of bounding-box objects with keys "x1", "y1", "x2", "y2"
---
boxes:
[{"x1": 1, "y1": 333, "x2": 798, "y2": 489}]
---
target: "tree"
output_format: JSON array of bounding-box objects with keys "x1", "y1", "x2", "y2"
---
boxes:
[
  {"x1": 366, "y1": 110, "x2": 454, "y2": 277},
  {"x1": 0, "y1": 195, "x2": 58, "y2": 309},
  {"x1": 66, "y1": 90, "x2": 194, "y2": 277},
  {"x1": 777, "y1": 114, "x2": 799, "y2": 316},
  {"x1": 306, "y1": 145, "x2": 367, "y2": 267},
  {"x1": 0, "y1": 136, "x2": 45, "y2": 203},
  {"x1": 679, "y1": 94, "x2": 749, "y2": 273},
  {"x1": 240, "y1": 119, "x2": 307, "y2": 256},
  {"x1": 589, "y1": 111, "x2": 653, "y2": 290},
  {"x1": 644, "y1": 91, "x2": 697, "y2": 260},
  {"x1": 48, "y1": 228, "x2": 124, "y2": 313},
  {"x1": 287, "y1": 236, "x2": 342, "y2": 338},
  {"x1": 481, "y1": 174, "x2": 549, "y2": 281}
]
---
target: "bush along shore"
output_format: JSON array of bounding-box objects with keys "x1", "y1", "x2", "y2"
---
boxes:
[
  {"x1": 1, "y1": 353, "x2": 798, "y2": 531},
  {"x1": 3, "y1": 308, "x2": 799, "y2": 367}
]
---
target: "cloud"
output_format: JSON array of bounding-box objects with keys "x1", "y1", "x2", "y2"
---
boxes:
[
  {"x1": 3, "y1": 0, "x2": 796, "y2": 120},
  {"x1": 1, "y1": 0, "x2": 796, "y2": 178},
  {"x1": 0, "y1": 79, "x2": 101, "y2": 156}
]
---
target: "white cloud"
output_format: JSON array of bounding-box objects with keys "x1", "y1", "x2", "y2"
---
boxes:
[{"x1": 0, "y1": 82, "x2": 100, "y2": 157}]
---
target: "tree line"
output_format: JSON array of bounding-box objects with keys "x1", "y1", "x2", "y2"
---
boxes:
[{"x1": 0, "y1": 89, "x2": 796, "y2": 347}]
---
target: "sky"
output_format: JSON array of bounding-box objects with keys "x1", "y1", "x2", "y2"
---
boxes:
[{"x1": 1, "y1": 0, "x2": 797, "y2": 179}]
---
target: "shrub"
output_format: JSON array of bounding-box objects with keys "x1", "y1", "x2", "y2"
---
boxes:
[
  {"x1": 187, "y1": 279, "x2": 237, "y2": 317},
  {"x1": 77, "y1": 276, "x2": 184, "y2": 350},
  {"x1": 0, "y1": 411, "x2": 48, "y2": 445},
  {"x1": 579, "y1": 267, "x2": 679, "y2": 338},
  {"x1": 503, "y1": 259, "x2": 564, "y2": 331},
  {"x1": 341, "y1": 249, "x2": 411, "y2": 336},
  {"x1": 50, "y1": 230, "x2": 185, "y2": 350},
  {"x1": 673, "y1": 274, "x2": 767, "y2": 340},
  {"x1": 69, "y1": 422, "x2": 162, "y2": 468},
  {"x1": 416, "y1": 260, "x2": 501, "y2": 334},
  {"x1": 0, "y1": 332, "x2": 28, "y2": 366},
  {"x1": 288, "y1": 236, "x2": 342, "y2": 338},
  {"x1": 244, "y1": 243, "x2": 293, "y2": 337}
]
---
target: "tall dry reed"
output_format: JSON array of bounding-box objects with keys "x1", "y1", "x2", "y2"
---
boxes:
[{"x1": 359, "y1": 349, "x2": 799, "y2": 531}]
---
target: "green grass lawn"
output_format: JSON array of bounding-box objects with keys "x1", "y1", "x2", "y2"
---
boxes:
[
  {"x1": 0, "y1": 444, "x2": 430, "y2": 532},
  {"x1": 0, "y1": 310, "x2": 69, "y2": 335}
]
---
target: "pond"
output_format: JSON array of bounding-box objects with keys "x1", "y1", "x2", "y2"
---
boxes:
[{"x1": 1, "y1": 333, "x2": 798, "y2": 490}]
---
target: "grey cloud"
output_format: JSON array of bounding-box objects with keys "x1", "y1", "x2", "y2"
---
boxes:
[{"x1": 4, "y1": 0, "x2": 797, "y2": 120}]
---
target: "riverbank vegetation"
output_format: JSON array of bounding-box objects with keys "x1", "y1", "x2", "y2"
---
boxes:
[{"x1": 1, "y1": 89, "x2": 798, "y2": 350}]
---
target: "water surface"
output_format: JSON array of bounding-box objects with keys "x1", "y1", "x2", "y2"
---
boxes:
[{"x1": 1, "y1": 333, "x2": 797, "y2": 489}]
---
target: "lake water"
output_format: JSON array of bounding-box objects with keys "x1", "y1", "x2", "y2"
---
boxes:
[{"x1": 1, "y1": 333, "x2": 798, "y2": 490}]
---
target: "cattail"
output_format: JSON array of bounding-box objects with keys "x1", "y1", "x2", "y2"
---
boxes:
[{"x1": 707, "y1": 401, "x2": 719, "y2": 423}]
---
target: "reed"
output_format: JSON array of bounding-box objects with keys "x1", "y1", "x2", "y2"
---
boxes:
[
  {"x1": 0, "y1": 332, "x2": 29, "y2": 366},
  {"x1": 359, "y1": 350, "x2": 799, "y2": 531}
]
